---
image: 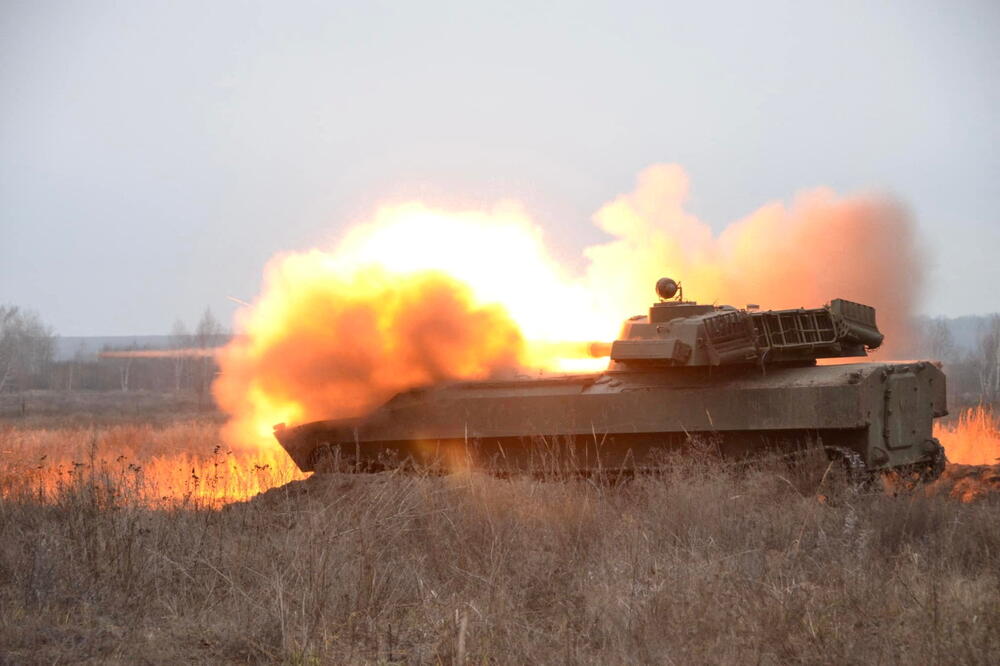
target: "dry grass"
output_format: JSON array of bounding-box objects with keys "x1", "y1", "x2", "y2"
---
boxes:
[
  {"x1": 0, "y1": 389, "x2": 219, "y2": 427},
  {"x1": 0, "y1": 421, "x2": 301, "y2": 507},
  {"x1": 1, "y1": 418, "x2": 999, "y2": 664}
]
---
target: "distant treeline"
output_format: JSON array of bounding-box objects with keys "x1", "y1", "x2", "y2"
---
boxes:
[
  {"x1": 2, "y1": 305, "x2": 999, "y2": 408},
  {"x1": 907, "y1": 314, "x2": 1000, "y2": 406},
  {"x1": 0, "y1": 307, "x2": 226, "y2": 403}
]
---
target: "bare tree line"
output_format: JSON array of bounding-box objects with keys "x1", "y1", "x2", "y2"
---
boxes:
[
  {"x1": 165, "y1": 309, "x2": 225, "y2": 405},
  {"x1": 917, "y1": 314, "x2": 1000, "y2": 404},
  {"x1": 0, "y1": 305, "x2": 55, "y2": 392},
  {"x1": 3, "y1": 302, "x2": 1000, "y2": 408},
  {"x1": 977, "y1": 315, "x2": 1000, "y2": 402},
  {"x1": 0, "y1": 305, "x2": 226, "y2": 399}
]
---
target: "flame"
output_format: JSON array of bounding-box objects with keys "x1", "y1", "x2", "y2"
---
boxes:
[
  {"x1": 333, "y1": 203, "x2": 615, "y2": 347},
  {"x1": 215, "y1": 164, "x2": 923, "y2": 450},
  {"x1": 215, "y1": 263, "x2": 529, "y2": 446},
  {"x1": 926, "y1": 406, "x2": 1000, "y2": 502},
  {"x1": 935, "y1": 405, "x2": 1000, "y2": 466}
]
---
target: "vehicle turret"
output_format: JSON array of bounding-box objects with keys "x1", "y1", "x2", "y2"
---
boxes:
[{"x1": 609, "y1": 278, "x2": 883, "y2": 369}]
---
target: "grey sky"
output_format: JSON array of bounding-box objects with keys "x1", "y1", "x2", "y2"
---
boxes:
[{"x1": 1, "y1": 0, "x2": 997, "y2": 335}]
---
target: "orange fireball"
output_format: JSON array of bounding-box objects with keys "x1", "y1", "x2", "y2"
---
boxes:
[{"x1": 215, "y1": 164, "x2": 923, "y2": 450}]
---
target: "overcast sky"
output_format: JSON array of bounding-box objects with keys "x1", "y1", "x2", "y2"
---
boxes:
[{"x1": 1, "y1": 0, "x2": 997, "y2": 335}]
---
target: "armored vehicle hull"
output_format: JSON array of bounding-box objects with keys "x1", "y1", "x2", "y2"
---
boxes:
[
  {"x1": 275, "y1": 360, "x2": 947, "y2": 478},
  {"x1": 273, "y1": 279, "x2": 948, "y2": 480}
]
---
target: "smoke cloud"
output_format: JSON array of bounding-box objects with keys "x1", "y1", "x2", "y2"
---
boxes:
[
  {"x1": 216, "y1": 163, "x2": 923, "y2": 448},
  {"x1": 584, "y1": 164, "x2": 920, "y2": 355},
  {"x1": 214, "y1": 257, "x2": 523, "y2": 446}
]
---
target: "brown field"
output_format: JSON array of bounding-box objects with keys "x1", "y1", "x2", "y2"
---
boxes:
[{"x1": 1, "y1": 395, "x2": 999, "y2": 663}]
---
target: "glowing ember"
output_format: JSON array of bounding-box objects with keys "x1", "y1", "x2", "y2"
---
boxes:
[{"x1": 214, "y1": 164, "x2": 923, "y2": 450}]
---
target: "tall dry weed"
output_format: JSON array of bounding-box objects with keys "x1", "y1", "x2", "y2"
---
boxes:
[
  {"x1": 0, "y1": 421, "x2": 301, "y2": 507},
  {"x1": 2, "y1": 446, "x2": 998, "y2": 663}
]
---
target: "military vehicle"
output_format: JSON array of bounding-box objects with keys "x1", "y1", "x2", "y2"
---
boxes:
[{"x1": 274, "y1": 278, "x2": 947, "y2": 482}]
